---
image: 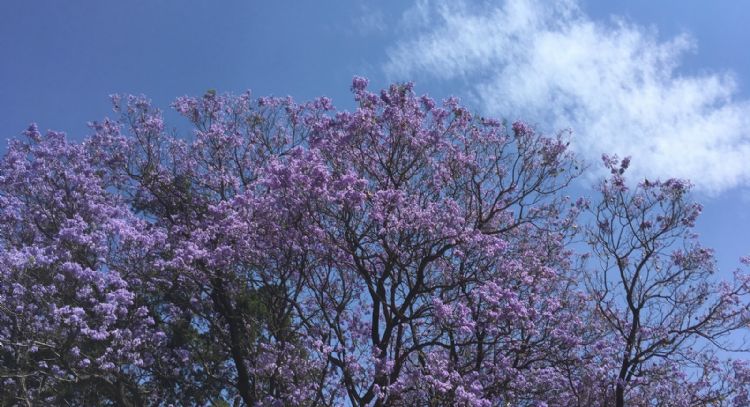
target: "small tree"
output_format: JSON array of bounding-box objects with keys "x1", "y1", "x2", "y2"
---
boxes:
[
  {"x1": 586, "y1": 155, "x2": 750, "y2": 407},
  {"x1": 0, "y1": 126, "x2": 165, "y2": 406}
]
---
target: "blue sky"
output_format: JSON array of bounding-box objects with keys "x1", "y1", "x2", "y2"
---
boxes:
[{"x1": 1, "y1": 0, "x2": 748, "y2": 275}]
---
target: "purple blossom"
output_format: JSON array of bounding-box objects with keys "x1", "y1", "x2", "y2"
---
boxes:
[{"x1": 1, "y1": 79, "x2": 747, "y2": 406}]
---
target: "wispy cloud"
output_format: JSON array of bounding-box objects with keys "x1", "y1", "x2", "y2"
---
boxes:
[
  {"x1": 385, "y1": 0, "x2": 750, "y2": 194},
  {"x1": 352, "y1": 3, "x2": 387, "y2": 35}
]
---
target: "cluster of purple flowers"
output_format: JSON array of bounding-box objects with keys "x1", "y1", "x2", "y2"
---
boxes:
[{"x1": 0, "y1": 78, "x2": 748, "y2": 406}]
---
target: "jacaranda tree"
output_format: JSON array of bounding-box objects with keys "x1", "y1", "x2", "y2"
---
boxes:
[{"x1": 1, "y1": 78, "x2": 748, "y2": 406}]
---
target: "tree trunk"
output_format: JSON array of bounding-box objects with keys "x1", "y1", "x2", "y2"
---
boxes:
[
  {"x1": 615, "y1": 383, "x2": 625, "y2": 407},
  {"x1": 211, "y1": 276, "x2": 255, "y2": 406}
]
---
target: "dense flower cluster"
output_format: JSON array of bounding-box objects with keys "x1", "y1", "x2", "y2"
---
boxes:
[{"x1": 1, "y1": 79, "x2": 749, "y2": 406}]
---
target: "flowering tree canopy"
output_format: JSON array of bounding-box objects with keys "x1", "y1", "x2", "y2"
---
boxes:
[{"x1": 1, "y1": 78, "x2": 749, "y2": 406}]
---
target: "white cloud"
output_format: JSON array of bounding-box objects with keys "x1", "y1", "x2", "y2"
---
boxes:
[{"x1": 385, "y1": 0, "x2": 750, "y2": 194}]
